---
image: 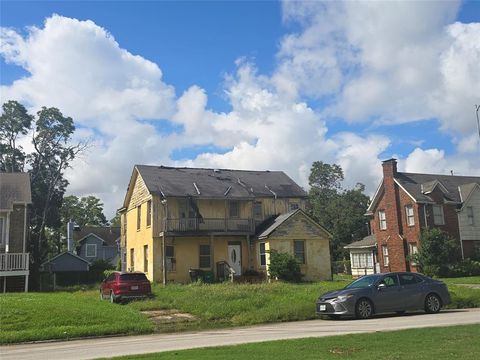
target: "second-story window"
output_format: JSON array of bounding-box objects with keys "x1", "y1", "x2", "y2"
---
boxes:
[
  {"x1": 432, "y1": 205, "x2": 445, "y2": 225},
  {"x1": 289, "y1": 202, "x2": 299, "y2": 211},
  {"x1": 405, "y1": 205, "x2": 415, "y2": 226},
  {"x1": 467, "y1": 206, "x2": 474, "y2": 225},
  {"x1": 229, "y1": 201, "x2": 240, "y2": 218},
  {"x1": 130, "y1": 248, "x2": 135, "y2": 270},
  {"x1": 143, "y1": 245, "x2": 148, "y2": 272},
  {"x1": 379, "y1": 210, "x2": 387, "y2": 230},
  {"x1": 86, "y1": 244, "x2": 97, "y2": 257},
  {"x1": 137, "y1": 204, "x2": 141, "y2": 230},
  {"x1": 146, "y1": 200, "x2": 152, "y2": 227},
  {"x1": 254, "y1": 202, "x2": 263, "y2": 220}
]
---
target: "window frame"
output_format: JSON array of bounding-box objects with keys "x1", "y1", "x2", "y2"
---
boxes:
[
  {"x1": 199, "y1": 244, "x2": 211, "y2": 268},
  {"x1": 405, "y1": 205, "x2": 415, "y2": 226},
  {"x1": 408, "y1": 243, "x2": 418, "y2": 265},
  {"x1": 466, "y1": 206, "x2": 474, "y2": 225},
  {"x1": 382, "y1": 245, "x2": 389, "y2": 266},
  {"x1": 166, "y1": 245, "x2": 176, "y2": 272},
  {"x1": 378, "y1": 210, "x2": 387, "y2": 230},
  {"x1": 432, "y1": 205, "x2": 445, "y2": 225},
  {"x1": 229, "y1": 201, "x2": 240, "y2": 218},
  {"x1": 146, "y1": 200, "x2": 152, "y2": 227},
  {"x1": 259, "y1": 242, "x2": 266, "y2": 267},
  {"x1": 253, "y1": 202, "x2": 263, "y2": 220},
  {"x1": 294, "y1": 240, "x2": 305, "y2": 264},
  {"x1": 137, "y1": 204, "x2": 142, "y2": 230},
  {"x1": 85, "y1": 244, "x2": 97, "y2": 258}
]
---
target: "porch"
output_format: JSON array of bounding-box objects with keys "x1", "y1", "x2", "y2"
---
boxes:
[
  {"x1": 0, "y1": 252, "x2": 30, "y2": 292},
  {"x1": 163, "y1": 218, "x2": 255, "y2": 234}
]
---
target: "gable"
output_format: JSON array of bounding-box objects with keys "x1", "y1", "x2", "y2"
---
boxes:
[
  {"x1": 123, "y1": 168, "x2": 151, "y2": 210},
  {"x1": 41, "y1": 252, "x2": 90, "y2": 272},
  {"x1": 260, "y1": 211, "x2": 331, "y2": 240}
]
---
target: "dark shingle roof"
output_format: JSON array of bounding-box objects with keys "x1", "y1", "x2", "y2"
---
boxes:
[
  {"x1": 395, "y1": 172, "x2": 480, "y2": 203},
  {"x1": 0, "y1": 173, "x2": 32, "y2": 210},
  {"x1": 74, "y1": 226, "x2": 120, "y2": 246},
  {"x1": 257, "y1": 209, "x2": 300, "y2": 239},
  {"x1": 135, "y1": 165, "x2": 307, "y2": 199},
  {"x1": 344, "y1": 234, "x2": 377, "y2": 249}
]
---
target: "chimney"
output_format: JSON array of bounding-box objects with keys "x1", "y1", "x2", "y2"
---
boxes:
[
  {"x1": 382, "y1": 158, "x2": 398, "y2": 178},
  {"x1": 67, "y1": 220, "x2": 74, "y2": 253}
]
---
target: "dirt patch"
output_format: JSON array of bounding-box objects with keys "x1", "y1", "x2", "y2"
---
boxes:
[
  {"x1": 457, "y1": 284, "x2": 480, "y2": 289},
  {"x1": 142, "y1": 309, "x2": 197, "y2": 324}
]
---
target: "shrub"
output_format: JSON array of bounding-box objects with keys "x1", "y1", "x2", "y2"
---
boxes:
[
  {"x1": 445, "y1": 260, "x2": 480, "y2": 277},
  {"x1": 413, "y1": 228, "x2": 461, "y2": 277},
  {"x1": 89, "y1": 260, "x2": 115, "y2": 282},
  {"x1": 268, "y1": 251, "x2": 303, "y2": 283}
]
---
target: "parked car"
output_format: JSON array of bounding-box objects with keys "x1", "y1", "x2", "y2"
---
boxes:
[
  {"x1": 100, "y1": 271, "x2": 152, "y2": 303},
  {"x1": 316, "y1": 272, "x2": 451, "y2": 319}
]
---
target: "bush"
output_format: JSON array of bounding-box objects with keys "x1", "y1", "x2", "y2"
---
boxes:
[
  {"x1": 445, "y1": 260, "x2": 480, "y2": 277},
  {"x1": 89, "y1": 260, "x2": 115, "y2": 282},
  {"x1": 332, "y1": 260, "x2": 351, "y2": 275},
  {"x1": 268, "y1": 251, "x2": 303, "y2": 283}
]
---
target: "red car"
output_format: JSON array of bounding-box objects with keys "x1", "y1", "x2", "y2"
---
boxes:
[{"x1": 100, "y1": 271, "x2": 152, "y2": 303}]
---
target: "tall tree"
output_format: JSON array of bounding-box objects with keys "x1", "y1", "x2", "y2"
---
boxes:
[
  {"x1": 61, "y1": 195, "x2": 108, "y2": 227},
  {"x1": 0, "y1": 100, "x2": 33, "y2": 172},
  {"x1": 308, "y1": 162, "x2": 370, "y2": 261},
  {"x1": 28, "y1": 106, "x2": 86, "y2": 287},
  {"x1": 110, "y1": 213, "x2": 121, "y2": 227}
]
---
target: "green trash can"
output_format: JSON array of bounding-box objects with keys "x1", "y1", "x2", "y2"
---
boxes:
[{"x1": 202, "y1": 271, "x2": 214, "y2": 283}]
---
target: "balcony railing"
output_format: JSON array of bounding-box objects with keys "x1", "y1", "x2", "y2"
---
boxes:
[
  {"x1": 0, "y1": 253, "x2": 29, "y2": 272},
  {"x1": 163, "y1": 218, "x2": 254, "y2": 233}
]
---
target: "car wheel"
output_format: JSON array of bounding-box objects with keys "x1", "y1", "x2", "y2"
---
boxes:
[
  {"x1": 425, "y1": 293, "x2": 441, "y2": 313},
  {"x1": 110, "y1": 291, "x2": 116, "y2": 304},
  {"x1": 355, "y1": 299, "x2": 373, "y2": 319}
]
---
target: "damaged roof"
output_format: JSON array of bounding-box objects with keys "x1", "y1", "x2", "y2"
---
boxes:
[
  {"x1": 0, "y1": 172, "x2": 32, "y2": 210},
  {"x1": 135, "y1": 165, "x2": 307, "y2": 199}
]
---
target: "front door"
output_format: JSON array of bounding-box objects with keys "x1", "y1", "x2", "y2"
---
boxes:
[{"x1": 227, "y1": 244, "x2": 242, "y2": 276}]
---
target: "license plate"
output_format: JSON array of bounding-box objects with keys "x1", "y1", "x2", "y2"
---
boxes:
[
  {"x1": 131, "y1": 286, "x2": 139, "y2": 290},
  {"x1": 319, "y1": 304, "x2": 326, "y2": 311}
]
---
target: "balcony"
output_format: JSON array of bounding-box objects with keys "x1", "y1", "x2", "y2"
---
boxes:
[
  {"x1": 0, "y1": 253, "x2": 30, "y2": 275},
  {"x1": 163, "y1": 218, "x2": 254, "y2": 234}
]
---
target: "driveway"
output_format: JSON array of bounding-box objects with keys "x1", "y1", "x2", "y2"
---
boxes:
[{"x1": 2, "y1": 308, "x2": 480, "y2": 360}]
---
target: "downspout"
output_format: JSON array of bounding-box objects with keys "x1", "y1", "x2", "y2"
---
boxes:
[{"x1": 161, "y1": 198, "x2": 168, "y2": 286}]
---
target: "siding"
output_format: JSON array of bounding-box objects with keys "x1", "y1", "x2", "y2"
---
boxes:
[
  {"x1": 458, "y1": 186, "x2": 480, "y2": 241},
  {"x1": 77, "y1": 234, "x2": 118, "y2": 265}
]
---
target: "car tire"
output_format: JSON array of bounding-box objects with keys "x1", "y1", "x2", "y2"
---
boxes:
[
  {"x1": 355, "y1": 298, "x2": 373, "y2": 319},
  {"x1": 110, "y1": 291, "x2": 116, "y2": 304},
  {"x1": 425, "y1": 293, "x2": 441, "y2": 313}
]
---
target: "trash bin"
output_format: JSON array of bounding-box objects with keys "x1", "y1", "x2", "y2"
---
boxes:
[
  {"x1": 202, "y1": 271, "x2": 214, "y2": 283},
  {"x1": 189, "y1": 269, "x2": 203, "y2": 282}
]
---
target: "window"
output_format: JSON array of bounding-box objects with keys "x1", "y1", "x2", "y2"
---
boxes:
[
  {"x1": 199, "y1": 244, "x2": 211, "y2": 268},
  {"x1": 253, "y1": 202, "x2": 263, "y2": 220},
  {"x1": 137, "y1": 205, "x2": 141, "y2": 230},
  {"x1": 294, "y1": 240, "x2": 305, "y2": 264},
  {"x1": 433, "y1": 205, "x2": 445, "y2": 225},
  {"x1": 259, "y1": 242, "x2": 266, "y2": 266},
  {"x1": 382, "y1": 245, "x2": 389, "y2": 266},
  {"x1": 0, "y1": 217, "x2": 5, "y2": 244},
  {"x1": 409, "y1": 243, "x2": 418, "y2": 265},
  {"x1": 405, "y1": 205, "x2": 415, "y2": 226},
  {"x1": 380, "y1": 274, "x2": 398, "y2": 287},
  {"x1": 146, "y1": 200, "x2": 152, "y2": 227},
  {"x1": 130, "y1": 248, "x2": 135, "y2": 270},
  {"x1": 379, "y1": 210, "x2": 387, "y2": 230},
  {"x1": 467, "y1": 206, "x2": 474, "y2": 225},
  {"x1": 143, "y1": 245, "x2": 149, "y2": 272},
  {"x1": 399, "y1": 274, "x2": 417, "y2": 286},
  {"x1": 229, "y1": 201, "x2": 240, "y2": 218},
  {"x1": 289, "y1": 202, "x2": 299, "y2": 211},
  {"x1": 166, "y1": 245, "x2": 176, "y2": 272},
  {"x1": 86, "y1": 244, "x2": 97, "y2": 257},
  {"x1": 351, "y1": 253, "x2": 373, "y2": 268}
]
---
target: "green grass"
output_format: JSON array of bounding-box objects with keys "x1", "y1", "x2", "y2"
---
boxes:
[
  {"x1": 106, "y1": 324, "x2": 480, "y2": 360},
  {"x1": 1, "y1": 275, "x2": 479, "y2": 344},
  {"x1": 0, "y1": 291, "x2": 153, "y2": 344}
]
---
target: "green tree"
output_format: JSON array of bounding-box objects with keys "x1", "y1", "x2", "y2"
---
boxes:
[
  {"x1": 413, "y1": 228, "x2": 461, "y2": 277},
  {"x1": 61, "y1": 195, "x2": 108, "y2": 227},
  {"x1": 0, "y1": 100, "x2": 33, "y2": 172},
  {"x1": 268, "y1": 251, "x2": 303, "y2": 283},
  {"x1": 308, "y1": 162, "x2": 370, "y2": 261},
  {"x1": 110, "y1": 213, "x2": 121, "y2": 227},
  {"x1": 28, "y1": 106, "x2": 86, "y2": 288}
]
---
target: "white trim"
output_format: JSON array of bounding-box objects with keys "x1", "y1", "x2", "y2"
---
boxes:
[
  {"x1": 393, "y1": 179, "x2": 418, "y2": 203},
  {"x1": 5, "y1": 212, "x2": 10, "y2": 253},
  {"x1": 23, "y1": 205, "x2": 27, "y2": 253},
  {"x1": 0, "y1": 216, "x2": 5, "y2": 246},
  {"x1": 366, "y1": 181, "x2": 384, "y2": 213},
  {"x1": 422, "y1": 180, "x2": 449, "y2": 195},
  {"x1": 458, "y1": 183, "x2": 480, "y2": 210},
  {"x1": 259, "y1": 242, "x2": 266, "y2": 267},
  {"x1": 77, "y1": 232, "x2": 107, "y2": 245},
  {"x1": 86, "y1": 244, "x2": 97, "y2": 257}
]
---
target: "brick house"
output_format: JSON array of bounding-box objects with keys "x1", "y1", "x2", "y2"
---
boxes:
[{"x1": 365, "y1": 159, "x2": 480, "y2": 273}]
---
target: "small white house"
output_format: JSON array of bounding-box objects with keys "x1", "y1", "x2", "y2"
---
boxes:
[{"x1": 345, "y1": 234, "x2": 379, "y2": 278}]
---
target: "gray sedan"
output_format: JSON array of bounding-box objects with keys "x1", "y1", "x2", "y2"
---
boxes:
[{"x1": 316, "y1": 272, "x2": 451, "y2": 319}]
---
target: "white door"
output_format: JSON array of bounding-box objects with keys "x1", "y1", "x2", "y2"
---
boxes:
[{"x1": 227, "y1": 245, "x2": 242, "y2": 276}]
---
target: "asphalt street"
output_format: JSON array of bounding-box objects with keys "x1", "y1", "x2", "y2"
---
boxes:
[{"x1": 2, "y1": 308, "x2": 480, "y2": 360}]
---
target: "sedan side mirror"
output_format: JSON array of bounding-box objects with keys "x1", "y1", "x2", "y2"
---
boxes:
[{"x1": 377, "y1": 283, "x2": 386, "y2": 291}]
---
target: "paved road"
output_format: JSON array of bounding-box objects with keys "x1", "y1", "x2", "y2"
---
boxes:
[{"x1": 2, "y1": 308, "x2": 480, "y2": 360}]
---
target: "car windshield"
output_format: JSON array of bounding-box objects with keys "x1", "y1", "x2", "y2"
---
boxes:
[
  {"x1": 344, "y1": 275, "x2": 383, "y2": 289},
  {"x1": 120, "y1": 273, "x2": 147, "y2": 281}
]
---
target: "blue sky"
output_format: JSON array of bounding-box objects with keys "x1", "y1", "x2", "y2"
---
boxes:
[{"x1": 1, "y1": 1, "x2": 479, "y2": 215}]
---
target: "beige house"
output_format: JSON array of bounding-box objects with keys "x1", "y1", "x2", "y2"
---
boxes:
[
  {"x1": 119, "y1": 165, "x2": 332, "y2": 283},
  {"x1": 0, "y1": 173, "x2": 31, "y2": 292}
]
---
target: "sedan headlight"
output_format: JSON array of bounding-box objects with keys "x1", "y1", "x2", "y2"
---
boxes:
[{"x1": 332, "y1": 294, "x2": 354, "y2": 302}]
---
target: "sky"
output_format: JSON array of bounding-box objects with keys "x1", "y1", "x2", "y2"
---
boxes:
[{"x1": 1, "y1": 0, "x2": 479, "y2": 218}]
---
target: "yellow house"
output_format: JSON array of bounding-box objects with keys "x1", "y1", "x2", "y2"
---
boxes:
[{"x1": 119, "y1": 165, "x2": 332, "y2": 283}]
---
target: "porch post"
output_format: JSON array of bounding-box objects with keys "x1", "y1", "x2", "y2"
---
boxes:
[
  {"x1": 24, "y1": 275, "x2": 29, "y2": 292},
  {"x1": 3, "y1": 277, "x2": 6, "y2": 293}
]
